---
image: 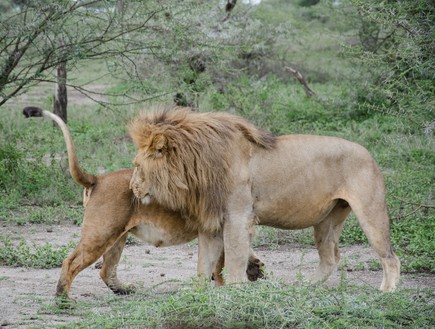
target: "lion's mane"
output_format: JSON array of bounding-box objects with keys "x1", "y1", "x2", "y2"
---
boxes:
[{"x1": 128, "y1": 107, "x2": 276, "y2": 232}]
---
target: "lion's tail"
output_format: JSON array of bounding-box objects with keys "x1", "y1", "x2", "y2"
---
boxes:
[{"x1": 22, "y1": 107, "x2": 96, "y2": 188}]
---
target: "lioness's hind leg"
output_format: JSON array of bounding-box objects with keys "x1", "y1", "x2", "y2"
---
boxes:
[
  {"x1": 56, "y1": 241, "x2": 105, "y2": 298},
  {"x1": 100, "y1": 233, "x2": 134, "y2": 295},
  {"x1": 311, "y1": 200, "x2": 350, "y2": 284}
]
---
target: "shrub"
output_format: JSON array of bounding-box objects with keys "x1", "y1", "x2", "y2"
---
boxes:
[
  {"x1": 347, "y1": 0, "x2": 434, "y2": 131},
  {"x1": 0, "y1": 238, "x2": 75, "y2": 269}
]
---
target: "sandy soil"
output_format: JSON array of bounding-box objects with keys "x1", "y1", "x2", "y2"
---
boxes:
[
  {"x1": 0, "y1": 222, "x2": 433, "y2": 328},
  {"x1": 3, "y1": 86, "x2": 434, "y2": 327}
]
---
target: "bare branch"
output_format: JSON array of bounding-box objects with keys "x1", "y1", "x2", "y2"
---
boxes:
[
  {"x1": 284, "y1": 66, "x2": 315, "y2": 97},
  {"x1": 69, "y1": 84, "x2": 174, "y2": 108},
  {"x1": 390, "y1": 194, "x2": 434, "y2": 220}
]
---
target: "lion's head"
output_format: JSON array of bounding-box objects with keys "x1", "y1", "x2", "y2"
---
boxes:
[{"x1": 128, "y1": 107, "x2": 276, "y2": 232}]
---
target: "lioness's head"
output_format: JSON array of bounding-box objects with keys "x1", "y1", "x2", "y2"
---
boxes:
[{"x1": 129, "y1": 166, "x2": 153, "y2": 205}]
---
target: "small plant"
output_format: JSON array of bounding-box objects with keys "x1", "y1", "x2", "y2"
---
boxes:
[
  {"x1": 253, "y1": 226, "x2": 313, "y2": 248},
  {"x1": 0, "y1": 143, "x2": 23, "y2": 192},
  {"x1": 0, "y1": 238, "x2": 75, "y2": 269},
  {"x1": 126, "y1": 234, "x2": 143, "y2": 246},
  {"x1": 353, "y1": 262, "x2": 366, "y2": 271},
  {"x1": 368, "y1": 259, "x2": 381, "y2": 271}
]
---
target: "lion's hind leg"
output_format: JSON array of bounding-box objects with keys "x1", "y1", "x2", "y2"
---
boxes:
[
  {"x1": 311, "y1": 200, "x2": 351, "y2": 285},
  {"x1": 349, "y1": 199, "x2": 400, "y2": 292},
  {"x1": 100, "y1": 233, "x2": 134, "y2": 295},
  {"x1": 344, "y1": 162, "x2": 401, "y2": 292}
]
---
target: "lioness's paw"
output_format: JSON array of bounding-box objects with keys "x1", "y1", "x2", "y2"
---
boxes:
[
  {"x1": 112, "y1": 284, "x2": 136, "y2": 295},
  {"x1": 247, "y1": 258, "x2": 266, "y2": 281},
  {"x1": 55, "y1": 294, "x2": 77, "y2": 309}
]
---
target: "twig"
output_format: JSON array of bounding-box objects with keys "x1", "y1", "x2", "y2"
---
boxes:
[
  {"x1": 391, "y1": 205, "x2": 424, "y2": 220},
  {"x1": 284, "y1": 66, "x2": 315, "y2": 97},
  {"x1": 390, "y1": 194, "x2": 435, "y2": 209},
  {"x1": 390, "y1": 195, "x2": 434, "y2": 220}
]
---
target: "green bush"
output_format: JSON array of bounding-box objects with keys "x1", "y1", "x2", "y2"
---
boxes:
[
  {"x1": 1, "y1": 152, "x2": 79, "y2": 206},
  {"x1": 0, "y1": 0, "x2": 432, "y2": 276},
  {"x1": 348, "y1": 0, "x2": 434, "y2": 130},
  {"x1": 0, "y1": 142, "x2": 23, "y2": 192},
  {"x1": 0, "y1": 238, "x2": 75, "y2": 269}
]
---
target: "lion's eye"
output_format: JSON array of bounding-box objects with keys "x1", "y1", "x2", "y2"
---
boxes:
[{"x1": 155, "y1": 148, "x2": 163, "y2": 158}]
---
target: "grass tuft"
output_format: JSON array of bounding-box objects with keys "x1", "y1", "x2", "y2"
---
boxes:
[
  {"x1": 58, "y1": 279, "x2": 434, "y2": 329},
  {"x1": 0, "y1": 238, "x2": 75, "y2": 269}
]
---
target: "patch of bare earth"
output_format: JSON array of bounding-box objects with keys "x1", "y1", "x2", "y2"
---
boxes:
[
  {"x1": 0, "y1": 222, "x2": 433, "y2": 328},
  {"x1": 4, "y1": 85, "x2": 435, "y2": 326}
]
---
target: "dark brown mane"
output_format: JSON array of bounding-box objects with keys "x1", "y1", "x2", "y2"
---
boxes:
[{"x1": 129, "y1": 107, "x2": 276, "y2": 232}]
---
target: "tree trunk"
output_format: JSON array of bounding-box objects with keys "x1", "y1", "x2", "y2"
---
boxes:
[
  {"x1": 118, "y1": 0, "x2": 123, "y2": 15},
  {"x1": 54, "y1": 60, "x2": 68, "y2": 123}
]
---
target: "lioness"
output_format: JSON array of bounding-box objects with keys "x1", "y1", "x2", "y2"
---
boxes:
[
  {"x1": 129, "y1": 107, "x2": 400, "y2": 292},
  {"x1": 22, "y1": 107, "x2": 264, "y2": 300}
]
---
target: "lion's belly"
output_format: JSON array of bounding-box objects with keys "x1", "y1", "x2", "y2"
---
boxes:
[
  {"x1": 250, "y1": 135, "x2": 356, "y2": 229},
  {"x1": 254, "y1": 198, "x2": 338, "y2": 229}
]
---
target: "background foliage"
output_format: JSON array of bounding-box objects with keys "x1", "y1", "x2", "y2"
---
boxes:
[
  {"x1": 0, "y1": 0, "x2": 433, "y2": 326},
  {"x1": 1, "y1": 0, "x2": 433, "y2": 271}
]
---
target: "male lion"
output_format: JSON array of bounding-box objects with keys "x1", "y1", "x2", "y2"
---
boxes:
[
  {"x1": 22, "y1": 107, "x2": 264, "y2": 300},
  {"x1": 129, "y1": 107, "x2": 401, "y2": 292}
]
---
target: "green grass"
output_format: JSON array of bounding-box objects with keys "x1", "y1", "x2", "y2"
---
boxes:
[
  {"x1": 0, "y1": 1, "x2": 433, "y2": 274},
  {"x1": 41, "y1": 279, "x2": 433, "y2": 329},
  {"x1": 0, "y1": 1, "x2": 433, "y2": 326},
  {"x1": 0, "y1": 205, "x2": 83, "y2": 225},
  {"x1": 0, "y1": 237, "x2": 75, "y2": 269}
]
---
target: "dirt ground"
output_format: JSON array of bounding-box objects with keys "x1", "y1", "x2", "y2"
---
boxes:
[
  {"x1": 4, "y1": 89, "x2": 434, "y2": 328},
  {"x1": 1, "y1": 222, "x2": 433, "y2": 329}
]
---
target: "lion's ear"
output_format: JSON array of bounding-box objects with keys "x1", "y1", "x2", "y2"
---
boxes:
[{"x1": 152, "y1": 134, "x2": 168, "y2": 157}]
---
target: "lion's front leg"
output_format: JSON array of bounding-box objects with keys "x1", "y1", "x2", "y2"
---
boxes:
[
  {"x1": 223, "y1": 218, "x2": 251, "y2": 284},
  {"x1": 197, "y1": 231, "x2": 223, "y2": 282},
  {"x1": 223, "y1": 184, "x2": 253, "y2": 284}
]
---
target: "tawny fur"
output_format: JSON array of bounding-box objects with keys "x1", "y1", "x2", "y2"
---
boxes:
[
  {"x1": 129, "y1": 107, "x2": 401, "y2": 292},
  {"x1": 128, "y1": 107, "x2": 275, "y2": 232},
  {"x1": 23, "y1": 107, "x2": 264, "y2": 300}
]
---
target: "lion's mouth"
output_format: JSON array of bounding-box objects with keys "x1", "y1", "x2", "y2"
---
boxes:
[{"x1": 141, "y1": 194, "x2": 152, "y2": 205}]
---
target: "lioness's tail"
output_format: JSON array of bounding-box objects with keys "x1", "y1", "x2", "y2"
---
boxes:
[{"x1": 23, "y1": 106, "x2": 96, "y2": 188}]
